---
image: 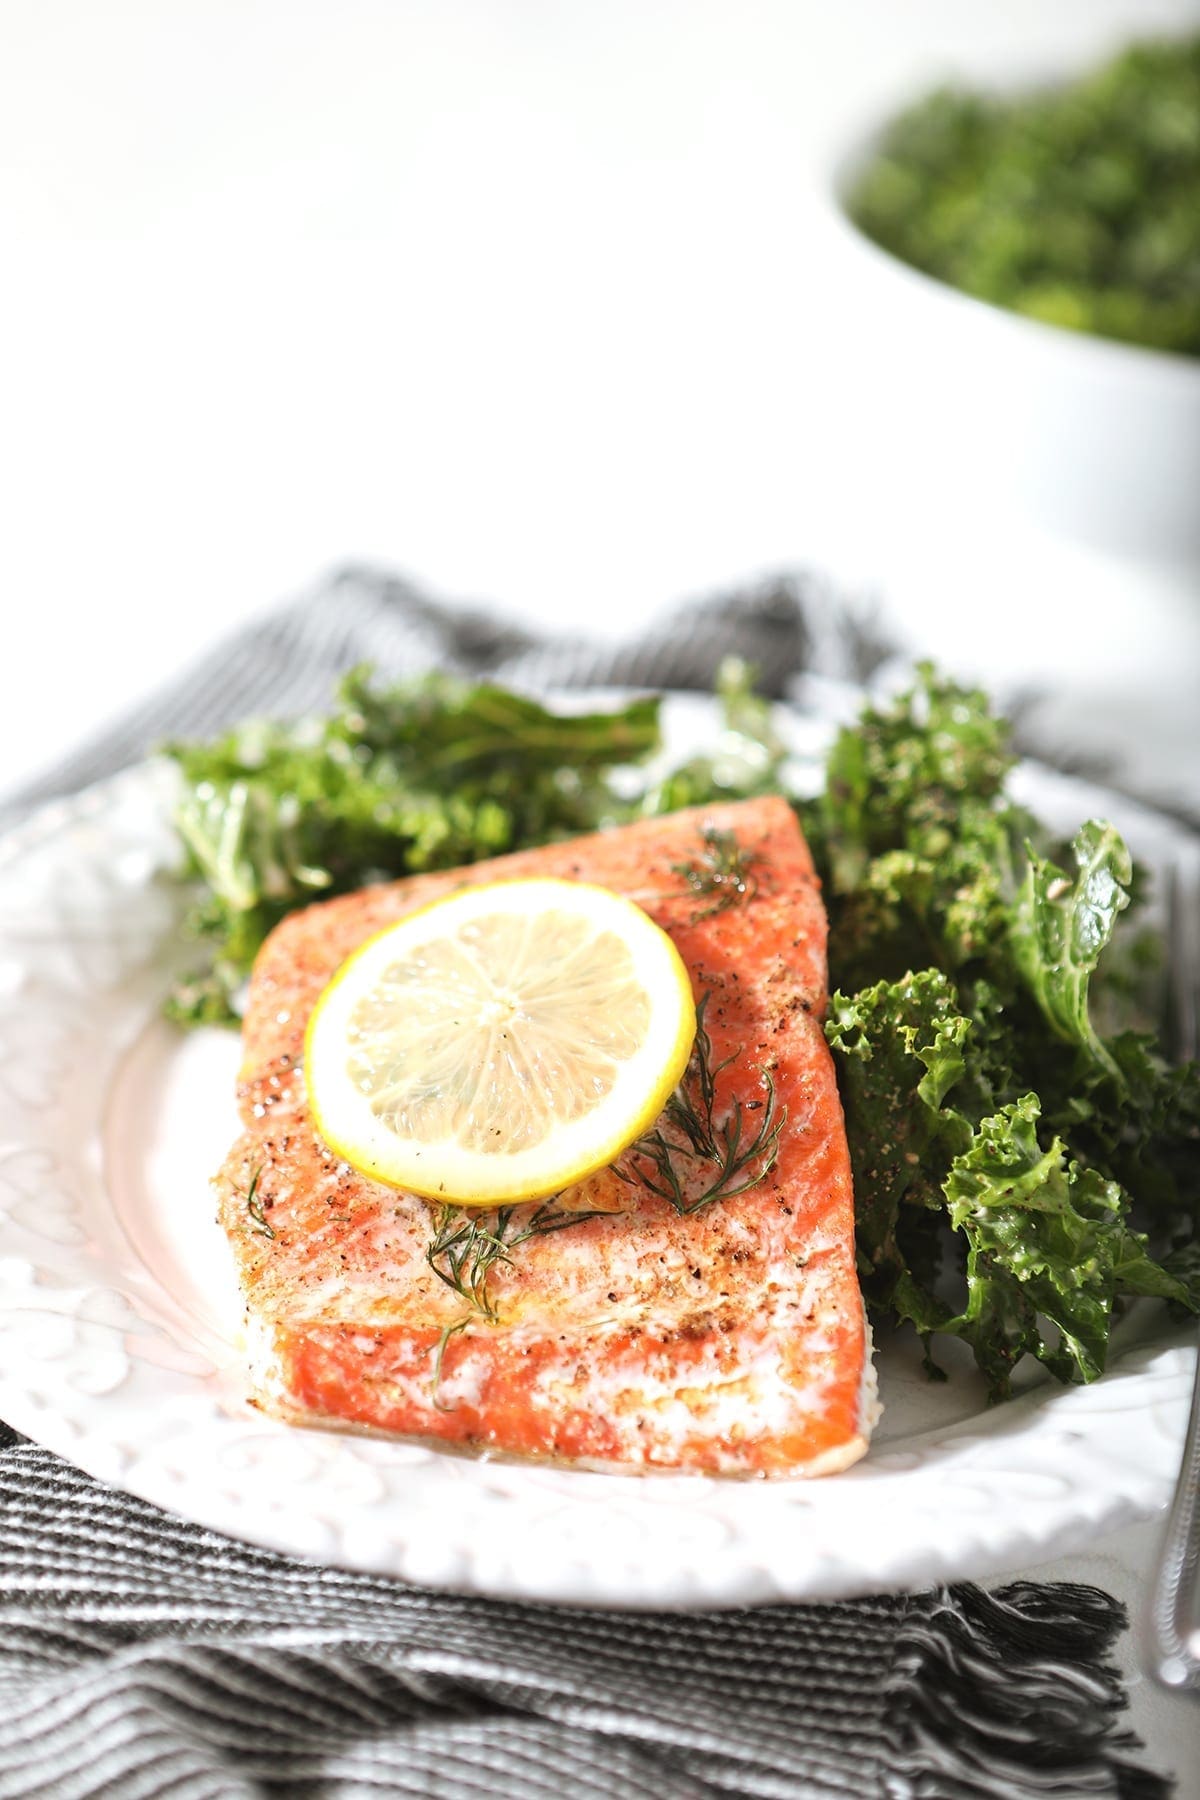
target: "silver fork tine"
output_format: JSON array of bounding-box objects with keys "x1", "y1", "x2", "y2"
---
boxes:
[{"x1": 1147, "y1": 855, "x2": 1200, "y2": 1693}]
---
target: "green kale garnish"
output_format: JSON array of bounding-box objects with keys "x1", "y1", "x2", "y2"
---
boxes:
[
  {"x1": 164, "y1": 658, "x2": 780, "y2": 1025},
  {"x1": 165, "y1": 667, "x2": 662, "y2": 1024},
  {"x1": 827, "y1": 973, "x2": 1193, "y2": 1398},
  {"x1": 809, "y1": 662, "x2": 1029, "y2": 990},
  {"x1": 819, "y1": 668, "x2": 1200, "y2": 1398}
]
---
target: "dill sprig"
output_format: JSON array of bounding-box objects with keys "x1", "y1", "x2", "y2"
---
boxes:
[
  {"x1": 426, "y1": 1198, "x2": 605, "y2": 1322},
  {"x1": 671, "y1": 825, "x2": 759, "y2": 918},
  {"x1": 242, "y1": 1165, "x2": 275, "y2": 1239},
  {"x1": 616, "y1": 993, "x2": 784, "y2": 1214},
  {"x1": 425, "y1": 1197, "x2": 607, "y2": 1409},
  {"x1": 430, "y1": 1316, "x2": 471, "y2": 1406}
]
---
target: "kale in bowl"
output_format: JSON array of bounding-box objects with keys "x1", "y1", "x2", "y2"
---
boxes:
[{"x1": 847, "y1": 36, "x2": 1200, "y2": 358}]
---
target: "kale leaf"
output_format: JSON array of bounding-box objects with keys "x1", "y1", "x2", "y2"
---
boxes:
[
  {"x1": 1011, "y1": 820, "x2": 1132, "y2": 1077},
  {"x1": 166, "y1": 668, "x2": 662, "y2": 1024},
  {"x1": 164, "y1": 659, "x2": 777, "y2": 1025}
]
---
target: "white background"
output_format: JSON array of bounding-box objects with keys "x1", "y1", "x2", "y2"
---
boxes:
[
  {"x1": 2, "y1": 0, "x2": 1199, "y2": 1785},
  {"x1": 2, "y1": 0, "x2": 1198, "y2": 798}
]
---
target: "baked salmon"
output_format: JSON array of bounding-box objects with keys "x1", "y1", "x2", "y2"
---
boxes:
[{"x1": 214, "y1": 795, "x2": 877, "y2": 1476}]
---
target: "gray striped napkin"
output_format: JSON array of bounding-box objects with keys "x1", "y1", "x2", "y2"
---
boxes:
[{"x1": 0, "y1": 566, "x2": 1170, "y2": 1798}]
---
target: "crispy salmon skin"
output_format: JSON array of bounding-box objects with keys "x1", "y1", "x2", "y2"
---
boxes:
[{"x1": 214, "y1": 796, "x2": 877, "y2": 1476}]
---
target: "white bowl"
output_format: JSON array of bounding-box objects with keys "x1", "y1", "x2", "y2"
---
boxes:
[{"x1": 827, "y1": 132, "x2": 1200, "y2": 564}]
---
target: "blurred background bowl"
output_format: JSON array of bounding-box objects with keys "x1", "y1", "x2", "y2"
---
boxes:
[{"x1": 827, "y1": 117, "x2": 1200, "y2": 565}]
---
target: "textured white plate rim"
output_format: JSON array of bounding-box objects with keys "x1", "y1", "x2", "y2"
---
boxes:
[{"x1": 0, "y1": 711, "x2": 1195, "y2": 1611}]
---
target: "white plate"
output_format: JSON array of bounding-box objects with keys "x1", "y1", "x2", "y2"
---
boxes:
[{"x1": 0, "y1": 699, "x2": 1196, "y2": 1608}]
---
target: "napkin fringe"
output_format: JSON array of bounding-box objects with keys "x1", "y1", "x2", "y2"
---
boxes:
[{"x1": 885, "y1": 1582, "x2": 1169, "y2": 1798}]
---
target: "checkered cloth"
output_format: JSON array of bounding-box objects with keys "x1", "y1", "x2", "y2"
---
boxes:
[{"x1": 0, "y1": 568, "x2": 1169, "y2": 1798}]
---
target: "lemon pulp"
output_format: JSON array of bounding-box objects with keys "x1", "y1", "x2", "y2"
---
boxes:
[{"x1": 305, "y1": 877, "x2": 696, "y2": 1205}]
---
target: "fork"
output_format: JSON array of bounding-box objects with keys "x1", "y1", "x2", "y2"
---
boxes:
[{"x1": 1147, "y1": 856, "x2": 1200, "y2": 1694}]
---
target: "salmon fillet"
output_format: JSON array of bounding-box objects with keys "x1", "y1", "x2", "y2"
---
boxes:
[{"x1": 214, "y1": 795, "x2": 877, "y2": 1476}]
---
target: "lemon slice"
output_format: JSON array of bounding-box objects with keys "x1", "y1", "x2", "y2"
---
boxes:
[{"x1": 305, "y1": 877, "x2": 696, "y2": 1205}]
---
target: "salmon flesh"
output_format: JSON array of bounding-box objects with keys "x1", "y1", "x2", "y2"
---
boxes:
[{"x1": 214, "y1": 795, "x2": 877, "y2": 1476}]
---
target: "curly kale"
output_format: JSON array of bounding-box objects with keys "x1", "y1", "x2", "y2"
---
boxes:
[{"x1": 817, "y1": 668, "x2": 1200, "y2": 1398}]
